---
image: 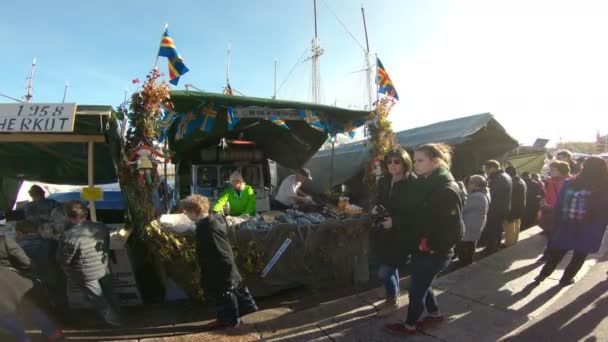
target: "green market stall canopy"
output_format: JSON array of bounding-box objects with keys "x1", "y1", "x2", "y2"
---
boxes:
[{"x1": 165, "y1": 91, "x2": 372, "y2": 169}]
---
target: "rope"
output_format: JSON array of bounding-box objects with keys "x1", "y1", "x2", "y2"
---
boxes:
[
  {"x1": 276, "y1": 45, "x2": 310, "y2": 96},
  {"x1": 320, "y1": 0, "x2": 367, "y2": 53}
]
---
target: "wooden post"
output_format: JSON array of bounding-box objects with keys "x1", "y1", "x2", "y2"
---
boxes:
[{"x1": 88, "y1": 141, "x2": 97, "y2": 222}]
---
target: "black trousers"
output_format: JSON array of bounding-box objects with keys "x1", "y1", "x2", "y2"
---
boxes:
[
  {"x1": 482, "y1": 214, "x2": 505, "y2": 253},
  {"x1": 455, "y1": 241, "x2": 476, "y2": 266},
  {"x1": 216, "y1": 286, "x2": 258, "y2": 325},
  {"x1": 538, "y1": 248, "x2": 588, "y2": 282}
]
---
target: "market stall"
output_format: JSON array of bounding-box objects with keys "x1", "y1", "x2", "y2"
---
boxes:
[
  {"x1": 0, "y1": 103, "x2": 142, "y2": 307},
  {"x1": 0, "y1": 104, "x2": 118, "y2": 218},
  {"x1": 143, "y1": 90, "x2": 375, "y2": 298}
]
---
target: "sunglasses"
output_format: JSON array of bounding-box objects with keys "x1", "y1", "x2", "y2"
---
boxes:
[{"x1": 387, "y1": 159, "x2": 402, "y2": 165}]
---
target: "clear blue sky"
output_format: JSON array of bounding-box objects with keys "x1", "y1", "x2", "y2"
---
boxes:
[{"x1": 3, "y1": 0, "x2": 608, "y2": 145}]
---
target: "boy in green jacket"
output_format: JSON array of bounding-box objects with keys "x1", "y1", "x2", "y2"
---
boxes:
[{"x1": 212, "y1": 171, "x2": 256, "y2": 216}]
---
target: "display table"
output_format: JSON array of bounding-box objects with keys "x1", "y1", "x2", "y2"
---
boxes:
[
  {"x1": 158, "y1": 212, "x2": 371, "y2": 299},
  {"x1": 232, "y1": 214, "x2": 371, "y2": 296}
]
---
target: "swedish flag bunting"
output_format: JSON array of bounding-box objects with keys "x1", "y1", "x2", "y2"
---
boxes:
[
  {"x1": 158, "y1": 29, "x2": 189, "y2": 86},
  {"x1": 343, "y1": 121, "x2": 356, "y2": 138},
  {"x1": 227, "y1": 106, "x2": 239, "y2": 130},
  {"x1": 376, "y1": 57, "x2": 399, "y2": 100},
  {"x1": 157, "y1": 107, "x2": 178, "y2": 142},
  {"x1": 298, "y1": 109, "x2": 327, "y2": 133},
  {"x1": 175, "y1": 111, "x2": 196, "y2": 140},
  {"x1": 199, "y1": 103, "x2": 218, "y2": 133},
  {"x1": 268, "y1": 116, "x2": 289, "y2": 130}
]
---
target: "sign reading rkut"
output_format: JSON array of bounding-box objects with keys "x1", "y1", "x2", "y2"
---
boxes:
[{"x1": 0, "y1": 103, "x2": 77, "y2": 132}]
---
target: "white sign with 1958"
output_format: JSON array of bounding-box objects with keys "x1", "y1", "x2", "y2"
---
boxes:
[{"x1": 0, "y1": 103, "x2": 77, "y2": 132}]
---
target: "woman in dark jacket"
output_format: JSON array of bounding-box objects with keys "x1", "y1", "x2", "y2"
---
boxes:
[
  {"x1": 372, "y1": 148, "x2": 416, "y2": 317},
  {"x1": 385, "y1": 143, "x2": 465, "y2": 336},
  {"x1": 535, "y1": 157, "x2": 608, "y2": 286}
]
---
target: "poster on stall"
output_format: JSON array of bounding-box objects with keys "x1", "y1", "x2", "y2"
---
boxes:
[{"x1": 261, "y1": 238, "x2": 292, "y2": 278}]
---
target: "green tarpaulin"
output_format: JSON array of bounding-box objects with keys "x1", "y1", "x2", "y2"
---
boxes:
[
  {"x1": 167, "y1": 91, "x2": 371, "y2": 169},
  {"x1": 506, "y1": 151, "x2": 546, "y2": 174}
]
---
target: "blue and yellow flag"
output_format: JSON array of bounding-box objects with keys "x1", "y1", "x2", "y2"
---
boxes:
[
  {"x1": 268, "y1": 116, "x2": 289, "y2": 130},
  {"x1": 199, "y1": 103, "x2": 218, "y2": 133},
  {"x1": 157, "y1": 107, "x2": 178, "y2": 142},
  {"x1": 376, "y1": 57, "x2": 399, "y2": 100},
  {"x1": 175, "y1": 111, "x2": 197, "y2": 140},
  {"x1": 298, "y1": 109, "x2": 327, "y2": 133},
  {"x1": 227, "y1": 106, "x2": 239, "y2": 130},
  {"x1": 343, "y1": 121, "x2": 356, "y2": 138},
  {"x1": 158, "y1": 29, "x2": 189, "y2": 86}
]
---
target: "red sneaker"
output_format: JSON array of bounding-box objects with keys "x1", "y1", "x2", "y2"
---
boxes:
[
  {"x1": 203, "y1": 320, "x2": 239, "y2": 331},
  {"x1": 416, "y1": 315, "x2": 444, "y2": 330},
  {"x1": 384, "y1": 322, "x2": 417, "y2": 335},
  {"x1": 47, "y1": 329, "x2": 65, "y2": 342}
]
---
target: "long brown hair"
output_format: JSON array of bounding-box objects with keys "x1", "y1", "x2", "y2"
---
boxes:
[
  {"x1": 415, "y1": 143, "x2": 453, "y2": 168},
  {"x1": 383, "y1": 147, "x2": 413, "y2": 173},
  {"x1": 570, "y1": 157, "x2": 608, "y2": 193}
]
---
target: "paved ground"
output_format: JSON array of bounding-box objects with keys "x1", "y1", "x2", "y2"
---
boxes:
[
  {"x1": 20, "y1": 226, "x2": 608, "y2": 341},
  {"x1": 505, "y1": 251, "x2": 608, "y2": 342}
]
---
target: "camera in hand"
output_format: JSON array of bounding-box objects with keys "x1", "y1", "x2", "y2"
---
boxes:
[{"x1": 371, "y1": 205, "x2": 389, "y2": 229}]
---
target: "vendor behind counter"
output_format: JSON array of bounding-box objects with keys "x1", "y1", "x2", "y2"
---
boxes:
[
  {"x1": 212, "y1": 171, "x2": 256, "y2": 216},
  {"x1": 22, "y1": 185, "x2": 61, "y2": 226}
]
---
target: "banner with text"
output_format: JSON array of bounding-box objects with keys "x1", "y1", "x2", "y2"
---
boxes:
[
  {"x1": 233, "y1": 107, "x2": 301, "y2": 120},
  {"x1": 0, "y1": 103, "x2": 77, "y2": 132}
]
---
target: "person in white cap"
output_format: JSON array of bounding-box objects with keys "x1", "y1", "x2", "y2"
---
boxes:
[{"x1": 274, "y1": 168, "x2": 314, "y2": 209}]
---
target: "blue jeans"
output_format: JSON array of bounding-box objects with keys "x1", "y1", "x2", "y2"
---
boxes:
[
  {"x1": 377, "y1": 264, "x2": 400, "y2": 299},
  {"x1": 405, "y1": 254, "x2": 452, "y2": 325}
]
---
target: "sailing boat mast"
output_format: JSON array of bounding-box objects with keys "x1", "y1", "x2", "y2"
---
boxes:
[
  {"x1": 311, "y1": 0, "x2": 324, "y2": 104},
  {"x1": 361, "y1": 6, "x2": 373, "y2": 110},
  {"x1": 273, "y1": 59, "x2": 277, "y2": 100},
  {"x1": 25, "y1": 57, "x2": 36, "y2": 103},
  {"x1": 62, "y1": 81, "x2": 69, "y2": 103},
  {"x1": 226, "y1": 41, "x2": 231, "y2": 87}
]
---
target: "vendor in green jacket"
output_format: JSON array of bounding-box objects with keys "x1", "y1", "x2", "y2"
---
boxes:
[{"x1": 212, "y1": 171, "x2": 257, "y2": 216}]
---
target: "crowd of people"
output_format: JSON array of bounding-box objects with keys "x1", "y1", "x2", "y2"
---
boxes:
[
  {"x1": 0, "y1": 188, "x2": 120, "y2": 341},
  {"x1": 2, "y1": 147, "x2": 607, "y2": 339},
  {"x1": 370, "y1": 147, "x2": 608, "y2": 337}
]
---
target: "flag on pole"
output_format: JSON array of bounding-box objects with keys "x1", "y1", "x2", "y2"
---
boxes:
[
  {"x1": 268, "y1": 116, "x2": 289, "y2": 130},
  {"x1": 376, "y1": 57, "x2": 399, "y2": 100},
  {"x1": 158, "y1": 29, "x2": 189, "y2": 86}
]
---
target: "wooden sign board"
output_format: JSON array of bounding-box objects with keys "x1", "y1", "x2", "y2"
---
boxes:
[{"x1": 0, "y1": 103, "x2": 77, "y2": 132}]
